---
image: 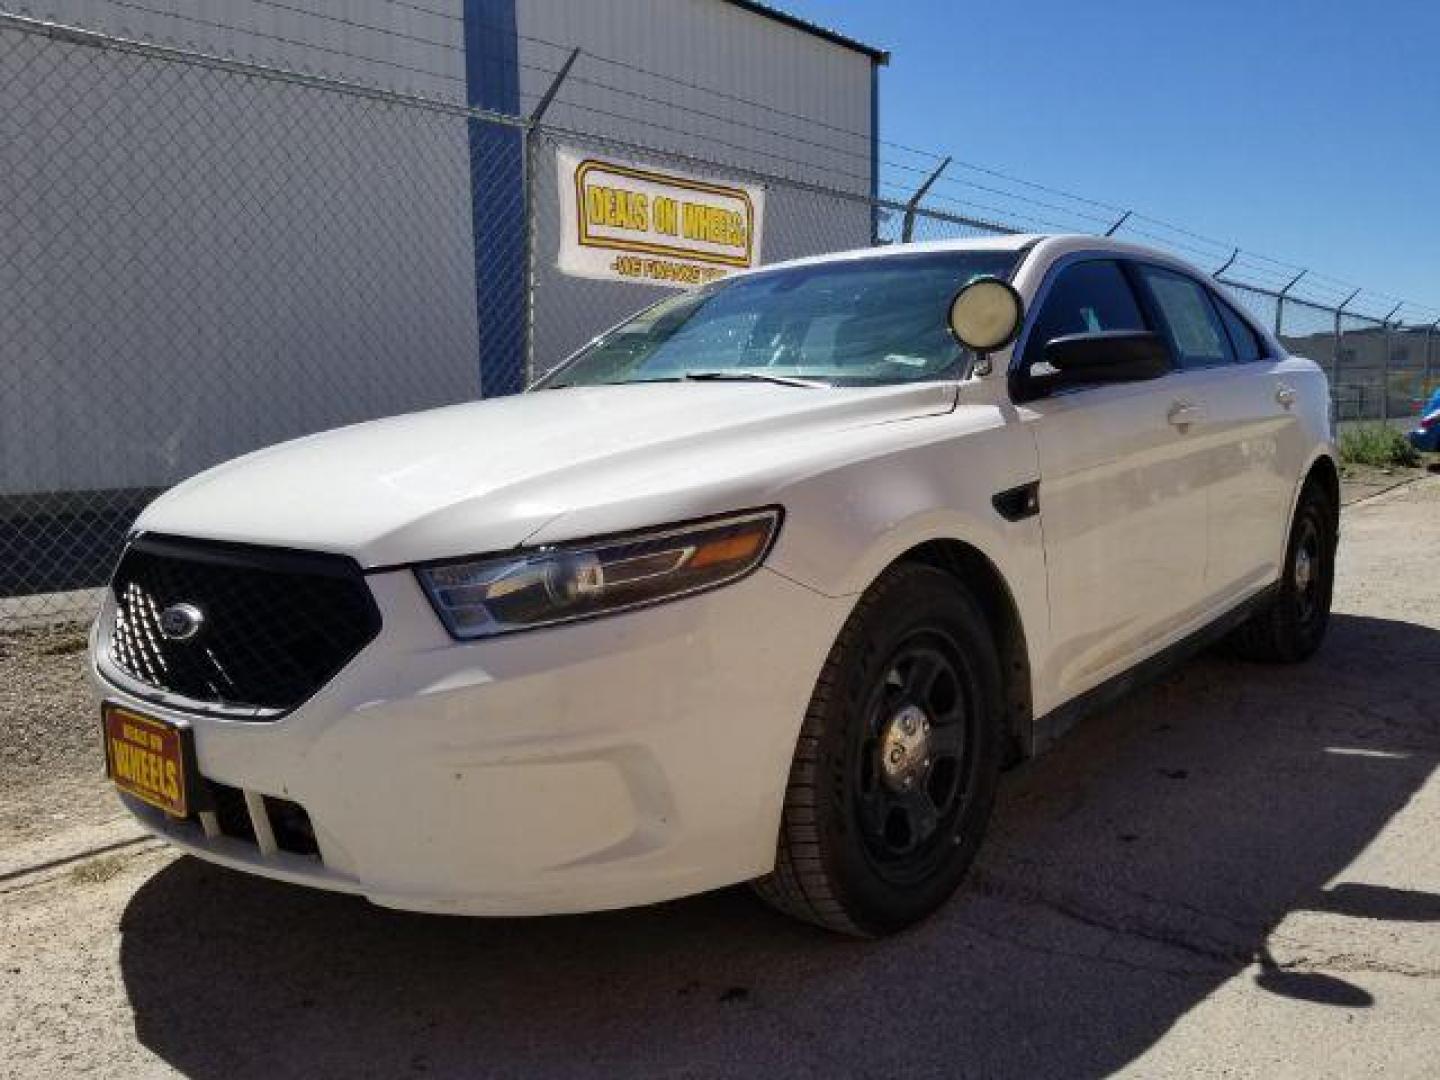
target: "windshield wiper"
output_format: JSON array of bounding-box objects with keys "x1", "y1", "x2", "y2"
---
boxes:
[
  {"x1": 682, "y1": 371, "x2": 828, "y2": 389},
  {"x1": 542, "y1": 377, "x2": 682, "y2": 390}
]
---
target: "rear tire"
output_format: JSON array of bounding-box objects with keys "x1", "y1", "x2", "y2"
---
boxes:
[
  {"x1": 1229, "y1": 479, "x2": 1337, "y2": 663},
  {"x1": 752, "y1": 563, "x2": 1004, "y2": 937}
]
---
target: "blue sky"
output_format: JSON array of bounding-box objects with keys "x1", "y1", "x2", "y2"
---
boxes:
[{"x1": 782, "y1": 0, "x2": 1440, "y2": 319}]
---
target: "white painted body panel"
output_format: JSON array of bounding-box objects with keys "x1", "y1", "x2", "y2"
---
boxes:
[
  {"x1": 94, "y1": 567, "x2": 853, "y2": 914},
  {"x1": 92, "y1": 234, "x2": 1337, "y2": 914},
  {"x1": 138, "y1": 380, "x2": 961, "y2": 566},
  {"x1": 1018, "y1": 372, "x2": 1210, "y2": 703},
  {"x1": 1200, "y1": 356, "x2": 1325, "y2": 597}
]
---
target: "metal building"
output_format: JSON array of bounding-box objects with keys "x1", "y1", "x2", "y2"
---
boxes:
[
  {"x1": 512, "y1": 1, "x2": 887, "y2": 378},
  {"x1": 1, "y1": 1, "x2": 883, "y2": 602}
]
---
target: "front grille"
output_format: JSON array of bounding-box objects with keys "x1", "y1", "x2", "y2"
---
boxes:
[{"x1": 106, "y1": 534, "x2": 381, "y2": 715}]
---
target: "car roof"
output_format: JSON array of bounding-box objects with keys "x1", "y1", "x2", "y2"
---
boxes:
[
  {"x1": 747, "y1": 234, "x2": 1194, "y2": 277},
  {"x1": 729, "y1": 233, "x2": 1278, "y2": 347}
]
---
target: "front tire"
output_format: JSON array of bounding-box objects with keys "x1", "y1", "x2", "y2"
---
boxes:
[
  {"x1": 752, "y1": 563, "x2": 1004, "y2": 936},
  {"x1": 1229, "y1": 479, "x2": 1337, "y2": 663}
]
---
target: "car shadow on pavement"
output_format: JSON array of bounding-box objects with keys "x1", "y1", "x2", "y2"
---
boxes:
[{"x1": 118, "y1": 613, "x2": 1440, "y2": 1079}]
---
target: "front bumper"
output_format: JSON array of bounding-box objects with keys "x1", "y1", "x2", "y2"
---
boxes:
[{"x1": 91, "y1": 566, "x2": 850, "y2": 915}]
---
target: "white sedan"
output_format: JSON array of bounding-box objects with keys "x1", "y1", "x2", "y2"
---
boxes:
[{"x1": 91, "y1": 234, "x2": 1338, "y2": 936}]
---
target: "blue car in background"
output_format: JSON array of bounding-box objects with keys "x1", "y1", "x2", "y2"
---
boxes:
[{"x1": 1409, "y1": 387, "x2": 1440, "y2": 452}]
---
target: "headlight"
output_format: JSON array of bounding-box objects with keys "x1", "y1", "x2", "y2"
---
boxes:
[{"x1": 415, "y1": 508, "x2": 781, "y2": 639}]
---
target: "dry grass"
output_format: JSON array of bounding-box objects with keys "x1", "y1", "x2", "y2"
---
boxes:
[{"x1": 68, "y1": 853, "x2": 129, "y2": 886}]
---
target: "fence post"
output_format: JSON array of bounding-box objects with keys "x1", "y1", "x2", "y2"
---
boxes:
[
  {"x1": 1333, "y1": 288, "x2": 1360, "y2": 424},
  {"x1": 1382, "y1": 323, "x2": 1390, "y2": 423},
  {"x1": 1331, "y1": 307, "x2": 1342, "y2": 423},
  {"x1": 900, "y1": 156, "x2": 950, "y2": 243},
  {"x1": 1426, "y1": 319, "x2": 1439, "y2": 400},
  {"x1": 1274, "y1": 269, "x2": 1307, "y2": 337},
  {"x1": 1381, "y1": 302, "x2": 1403, "y2": 423},
  {"x1": 522, "y1": 48, "x2": 581, "y2": 385}
]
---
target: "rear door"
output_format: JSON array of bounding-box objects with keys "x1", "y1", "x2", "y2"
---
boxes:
[
  {"x1": 1194, "y1": 288, "x2": 1310, "y2": 600},
  {"x1": 1016, "y1": 257, "x2": 1210, "y2": 704}
]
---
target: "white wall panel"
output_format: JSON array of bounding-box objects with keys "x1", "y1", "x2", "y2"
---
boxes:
[
  {"x1": 518, "y1": 0, "x2": 874, "y2": 194},
  {"x1": 29, "y1": 0, "x2": 468, "y2": 98},
  {"x1": 1, "y1": 9, "x2": 477, "y2": 493},
  {"x1": 517, "y1": 0, "x2": 878, "y2": 374},
  {"x1": 4, "y1": 0, "x2": 879, "y2": 488}
]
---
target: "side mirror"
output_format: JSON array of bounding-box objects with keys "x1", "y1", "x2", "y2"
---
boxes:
[
  {"x1": 1039, "y1": 330, "x2": 1171, "y2": 385},
  {"x1": 948, "y1": 277, "x2": 1024, "y2": 354}
]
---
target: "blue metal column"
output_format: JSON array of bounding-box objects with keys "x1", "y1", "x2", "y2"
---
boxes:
[
  {"x1": 463, "y1": 0, "x2": 526, "y2": 396},
  {"x1": 870, "y1": 60, "x2": 880, "y2": 245}
]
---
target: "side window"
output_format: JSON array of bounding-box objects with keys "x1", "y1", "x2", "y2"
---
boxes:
[
  {"x1": 1212, "y1": 293, "x2": 1266, "y2": 363},
  {"x1": 1135, "y1": 265, "x2": 1232, "y2": 370},
  {"x1": 1022, "y1": 259, "x2": 1146, "y2": 369}
]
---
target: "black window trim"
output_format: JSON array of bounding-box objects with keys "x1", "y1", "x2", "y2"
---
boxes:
[
  {"x1": 1127, "y1": 259, "x2": 1237, "y2": 372},
  {"x1": 1206, "y1": 285, "x2": 1273, "y2": 364}
]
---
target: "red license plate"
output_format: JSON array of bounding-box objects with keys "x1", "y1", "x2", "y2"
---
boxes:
[{"x1": 102, "y1": 704, "x2": 189, "y2": 817}]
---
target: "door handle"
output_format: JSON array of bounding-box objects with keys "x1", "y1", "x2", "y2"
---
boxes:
[
  {"x1": 1275, "y1": 383, "x2": 1297, "y2": 409},
  {"x1": 1167, "y1": 400, "x2": 1206, "y2": 427}
]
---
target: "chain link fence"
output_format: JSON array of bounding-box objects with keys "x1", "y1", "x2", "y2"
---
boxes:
[
  {"x1": 1, "y1": 14, "x2": 501, "y2": 624},
  {"x1": 1, "y1": 11, "x2": 1434, "y2": 627},
  {"x1": 1220, "y1": 281, "x2": 1435, "y2": 425}
]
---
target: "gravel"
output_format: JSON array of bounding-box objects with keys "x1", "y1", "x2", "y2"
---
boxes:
[{"x1": 0, "y1": 624, "x2": 112, "y2": 843}]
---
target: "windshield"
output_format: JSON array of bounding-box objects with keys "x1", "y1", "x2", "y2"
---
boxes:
[{"x1": 537, "y1": 250, "x2": 1021, "y2": 389}]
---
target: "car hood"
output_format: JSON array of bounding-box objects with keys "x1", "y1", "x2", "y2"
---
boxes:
[{"x1": 136, "y1": 381, "x2": 957, "y2": 567}]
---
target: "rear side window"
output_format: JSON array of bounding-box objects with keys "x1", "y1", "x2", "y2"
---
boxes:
[
  {"x1": 1212, "y1": 294, "x2": 1266, "y2": 362},
  {"x1": 1023, "y1": 259, "x2": 1146, "y2": 368},
  {"x1": 1135, "y1": 265, "x2": 1232, "y2": 369}
]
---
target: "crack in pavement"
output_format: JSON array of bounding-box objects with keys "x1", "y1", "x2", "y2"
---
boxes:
[
  {"x1": 967, "y1": 869, "x2": 1440, "y2": 982},
  {"x1": 953, "y1": 912, "x2": 1225, "y2": 979},
  {"x1": 969, "y1": 869, "x2": 1256, "y2": 967},
  {"x1": 1274, "y1": 954, "x2": 1440, "y2": 980},
  {"x1": 0, "y1": 836, "x2": 162, "y2": 897}
]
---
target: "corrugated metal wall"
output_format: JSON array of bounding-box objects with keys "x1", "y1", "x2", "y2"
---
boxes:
[
  {"x1": 518, "y1": 0, "x2": 872, "y2": 190},
  {"x1": 5, "y1": 1, "x2": 478, "y2": 496},
  {"x1": 518, "y1": 0, "x2": 877, "y2": 373},
  {"x1": 4, "y1": 0, "x2": 876, "y2": 496},
  {"x1": 29, "y1": 1, "x2": 466, "y2": 94}
]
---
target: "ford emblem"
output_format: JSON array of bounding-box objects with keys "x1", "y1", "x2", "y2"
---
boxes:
[{"x1": 158, "y1": 602, "x2": 205, "y2": 643}]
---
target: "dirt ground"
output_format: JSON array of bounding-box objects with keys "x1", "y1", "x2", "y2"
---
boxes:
[
  {"x1": 1, "y1": 477, "x2": 1437, "y2": 1079},
  {"x1": 1338, "y1": 458, "x2": 1439, "y2": 505},
  {"x1": 0, "y1": 624, "x2": 114, "y2": 845}
]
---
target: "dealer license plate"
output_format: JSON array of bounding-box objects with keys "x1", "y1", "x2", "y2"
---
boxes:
[{"x1": 102, "y1": 704, "x2": 189, "y2": 817}]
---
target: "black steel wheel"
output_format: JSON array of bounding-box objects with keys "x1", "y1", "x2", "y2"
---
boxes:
[
  {"x1": 1291, "y1": 514, "x2": 1325, "y2": 627},
  {"x1": 854, "y1": 632, "x2": 978, "y2": 887},
  {"x1": 753, "y1": 562, "x2": 1004, "y2": 936},
  {"x1": 1230, "y1": 478, "x2": 1337, "y2": 663}
]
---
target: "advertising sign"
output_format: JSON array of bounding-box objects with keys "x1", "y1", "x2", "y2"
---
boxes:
[{"x1": 556, "y1": 147, "x2": 765, "y2": 287}]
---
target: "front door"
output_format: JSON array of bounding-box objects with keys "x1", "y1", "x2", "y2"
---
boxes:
[{"x1": 1014, "y1": 257, "x2": 1210, "y2": 707}]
